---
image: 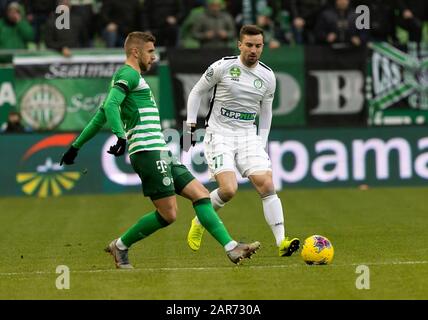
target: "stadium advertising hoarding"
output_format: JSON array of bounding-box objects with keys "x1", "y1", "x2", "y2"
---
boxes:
[
  {"x1": 305, "y1": 45, "x2": 367, "y2": 127},
  {"x1": 1, "y1": 126, "x2": 427, "y2": 197},
  {"x1": 260, "y1": 46, "x2": 306, "y2": 127},
  {"x1": 6, "y1": 43, "x2": 428, "y2": 132},
  {"x1": 167, "y1": 43, "x2": 428, "y2": 129},
  {"x1": 367, "y1": 42, "x2": 428, "y2": 126},
  {"x1": 0, "y1": 66, "x2": 16, "y2": 129},
  {"x1": 13, "y1": 51, "x2": 159, "y2": 131}
]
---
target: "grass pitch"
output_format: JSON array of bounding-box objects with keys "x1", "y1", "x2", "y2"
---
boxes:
[{"x1": 0, "y1": 187, "x2": 427, "y2": 300}]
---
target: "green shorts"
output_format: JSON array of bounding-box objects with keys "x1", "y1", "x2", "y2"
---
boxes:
[{"x1": 130, "y1": 150, "x2": 195, "y2": 200}]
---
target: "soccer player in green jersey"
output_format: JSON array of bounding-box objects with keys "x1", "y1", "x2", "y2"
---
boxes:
[{"x1": 59, "y1": 31, "x2": 260, "y2": 268}]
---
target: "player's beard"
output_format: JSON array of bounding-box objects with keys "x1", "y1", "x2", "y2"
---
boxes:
[
  {"x1": 139, "y1": 60, "x2": 150, "y2": 73},
  {"x1": 246, "y1": 54, "x2": 258, "y2": 67}
]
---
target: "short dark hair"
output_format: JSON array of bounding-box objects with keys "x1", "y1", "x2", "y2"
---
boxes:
[
  {"x1": 239, "y1": 25, "x2": 264, "y2": 41},
  {"x1": 124, "y1": 31, "x2": 156, "y2": 56}
]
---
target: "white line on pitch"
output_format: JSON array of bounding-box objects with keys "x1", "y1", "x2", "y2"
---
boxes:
[{"x1": 0, "y1": 260, "x2": 427, "y2": 277}]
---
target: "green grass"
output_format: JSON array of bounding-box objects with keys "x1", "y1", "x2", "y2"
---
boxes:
[{"x1": 0, "y1": 187, "x2": 427, "y2": 300}]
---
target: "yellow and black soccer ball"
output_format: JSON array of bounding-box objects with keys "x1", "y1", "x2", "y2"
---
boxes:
[{"x1": 301, "y1": 235, "x2": 334, "y2": 265}]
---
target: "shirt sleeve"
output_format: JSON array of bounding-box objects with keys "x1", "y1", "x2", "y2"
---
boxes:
[
  {"x1": 186, "y1": 59, "x2": 224, "y2": 124},
  {"x1": 112, "y1": 67, "x2": 139, "y2": 94},
  {"x1": 258, "y1": 73, "x2": 276, "y2": 149},
  {"x1": 102, "y1": 87, "x2": 127, "y2": 139},
  {"x1": 102, "y1": 68, "x2": 139, "y2": 139},
  {"x1": 72, "y1": 108, "x2": 107, "y2": 149}
]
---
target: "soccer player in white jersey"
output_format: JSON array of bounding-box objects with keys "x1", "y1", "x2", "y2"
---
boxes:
[{"x1": 185, "y1": 25, "x2": 300, "y2": 257}]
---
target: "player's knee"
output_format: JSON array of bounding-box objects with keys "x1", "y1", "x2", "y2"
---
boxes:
[
  {"x1": 162, "y1": 211, "x2": 177, "y2": 224},
  {"x1": 197, "y1": 185, "x2": 210, "y2": 199},
  {"x1": 192, "y1": 182, "x2": 210, "y2": 200},
  {"x1": 219, "y1": 184, "x2": 237, "y2": 201},
  {"x1": 257, "y1": 180, "x2": 275, "y2": 197},
  {"x1": 157, "y1": 206, "x2": 178, "y2": 224}
]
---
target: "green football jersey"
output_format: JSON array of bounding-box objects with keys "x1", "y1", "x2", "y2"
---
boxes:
[{"x1": 108, "y1": 65, "x2": 167, "y2": 155}]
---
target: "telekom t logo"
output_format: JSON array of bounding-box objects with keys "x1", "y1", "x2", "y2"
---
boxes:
[{"x1": 156, "y1": 160, "x2": 168, "y2": 173}]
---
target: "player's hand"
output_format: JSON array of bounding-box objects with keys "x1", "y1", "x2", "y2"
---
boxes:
[
  {"x1": 180, "y1": 124, "x2": 196, "y2": 151},
  {"x1": 60, "y1": 146, "x2": 79, "y2": 166},
  {"x1": 107, "y1": 137, "x2": 126, "y2": 157}
]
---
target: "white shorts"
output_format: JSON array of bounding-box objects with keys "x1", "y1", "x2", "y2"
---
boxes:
[{"x1": 204, "y1": 130, "x2": 272, "y2": 179}]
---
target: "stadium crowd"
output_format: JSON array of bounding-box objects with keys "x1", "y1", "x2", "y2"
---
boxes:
[{"x1": 0, "y1": 0, "x2": 427, "y2": 54}]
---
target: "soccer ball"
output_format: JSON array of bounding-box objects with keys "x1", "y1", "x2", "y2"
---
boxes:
[{"x1": 301, "y1": 235, "x2": 334, "y2": 265}]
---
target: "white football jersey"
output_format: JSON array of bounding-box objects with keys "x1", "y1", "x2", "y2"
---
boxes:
[{"x1": 187, "y1": 56, "x2": 276, "y2": 135}]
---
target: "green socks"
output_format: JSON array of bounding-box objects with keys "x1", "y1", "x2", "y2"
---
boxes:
[
  {"x1": 120, "y1": 210, "x2": 169, "y2": 248},
  {"x1": 193, "y1": 198, "x2": 233, "y2": 246},
  {"x1": 120, "y1": 199, "x2": 233, "y2": 249}
]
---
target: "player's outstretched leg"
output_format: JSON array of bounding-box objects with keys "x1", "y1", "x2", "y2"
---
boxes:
[
  {"x1": 187, "y1": 187, "x2": 228, "y2": 250},
  {"x1": 192, "y1": 198, "x2": 260, "y2": 264},
  {"x1": 105, "y1": 210, "x2": 170, "y2": 268},
  {"x1": 249, "y1": 172, "x2": 300, "y2": 257},
  {"x1": 177, "y1": 167, "x2": 258, "y2": 263},
  {"x1": 262, "y1": 193, "x2": 300, "y2": 256}
]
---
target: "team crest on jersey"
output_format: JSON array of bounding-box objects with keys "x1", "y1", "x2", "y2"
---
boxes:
[
  {"x1": 162, "y1": 177, "x2": 172, "y2": 186},
  {"x1": 229, "y1": 67, "x2": 241, "y2": 78},
  {"x1": 205, "y1": 67, "x2": 214, "y2": 81},
  {"x1": 254, "y1": 78, "x2": 263, "y2": 89}
]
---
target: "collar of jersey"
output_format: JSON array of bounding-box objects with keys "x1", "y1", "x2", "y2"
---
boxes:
[{"x1": 238, "y1": 56, "x2": 259, "y2": 70}]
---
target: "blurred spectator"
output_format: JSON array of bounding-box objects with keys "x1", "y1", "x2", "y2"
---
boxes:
[
  {"x1": 0, "y1": 1, "x2": 34, "y2": 49},
  {"x1": 44, "y1": 0, "x2": 88, "y2": 56},
  {"x1": 0, "y1": 0, "x2": 19, "y2": 19},
  {"x1": 70, "y1": 0, "x2": 95, "y2": 47},
  {"x1": 396, "y1": 0, "x2": 428, "y2": 43},
  {"x1": 356, "y1": 0, "x2": 397, "y2": 43},
  {"x1": 289, "y1": 0, "x2": 329, "y2": 44},
  {"x1": 179, "y1": 2, "x2": 205, "y2": 48},
  {"x1": 23, "y1": 0, "x2": 56, "y2": 46},
  {"x1": 267, "y1": 0, "x2": 293, "y2": 44},
  {"x1": 141, "y1": 0, "x2": 185, "y2": 48},
  {"x1": 1, "y1": 110, "x2": 25, "y2": 133},
  {"x1": 192, "y1": 0, "x2": 236, "y2": 48},
  {"x1": 315, "y1": 0, "x2": 361, "y2": 48},
  {"x1": 256, "y1": 6, "x2": 281, "y2": 49},
  {"x1": 227, "y1": 0, "x2": 270, "y2": 30},
  {"x1": 99, "y1": 0, "x2": 141, "y2": 48},
  {"x1": 183, "y1": 0, "x2": 205, "y2": 18}
]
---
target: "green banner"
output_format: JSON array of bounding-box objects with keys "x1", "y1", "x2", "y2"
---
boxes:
[
  {"x1": 261, "y1": 46, "x2": 306, "y2": 127},
  {"x1": 13, "y1": 51, "x2": 159, "y2": 131},
  {"x1": 15, "y1": 77, "x2": 159, "y2": 131},
  {"x1": 0, "y1": 66, "x2": 16, "y2": 129},
  {"x1": 1, "y1": 127, "x2": 427, "y2": 197},
  {"x1": 367, "y1": 42, "x2": 428, "y2": 126}
]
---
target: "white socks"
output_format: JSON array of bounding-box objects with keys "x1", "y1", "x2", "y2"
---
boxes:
[
  {"x1": 262, "y1": 194, "x2": 285, "y2": 247},
  {"x1": 116, "y1": 238, "x2": 128, "y2": 250},
  {"x1": 224, "y1": 240, "x2": 238, "y2": 252},
  {"x1": 194, "y1": 188, "x2": 226, "y2": 225},
  {"x1": 210, "y1": 188, "x2": 226, "y2": 211}
]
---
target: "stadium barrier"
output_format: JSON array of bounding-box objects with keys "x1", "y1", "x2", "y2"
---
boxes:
[
  {"x1": 1, "y1": 42, "x2": 428, "y2": 131},
  {"x1": 1, "y1": 126, "x2": 427, "y2": 197}
]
